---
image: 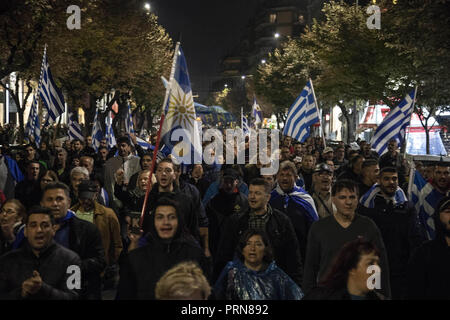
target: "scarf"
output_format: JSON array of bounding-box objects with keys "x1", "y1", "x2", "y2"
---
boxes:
[
  {"x1": 271, "y1": 184, "x2": 319, "y2": 222},
  {"x1": 360, "y1": 184, "x2": 407, "y2": 209}
]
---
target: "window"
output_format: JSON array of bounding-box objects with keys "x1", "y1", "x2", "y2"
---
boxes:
[{"x1": 269, "y1": 13, "x2": 276, "y2": 23}]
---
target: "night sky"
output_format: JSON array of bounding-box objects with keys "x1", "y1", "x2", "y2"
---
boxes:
[{"x1": 151, "y1": 0, "x2": 261, "y2": 100}]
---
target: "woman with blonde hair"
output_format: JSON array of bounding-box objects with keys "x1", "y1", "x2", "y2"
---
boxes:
[
  {"x1": 155, "y1": 261, "x2": 211, "y2": 300},
  {"x1": 0, "y1": 199, "x2": 26, "y2": 255}
]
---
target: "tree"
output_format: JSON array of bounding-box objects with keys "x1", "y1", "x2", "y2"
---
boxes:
[{"x1": 381, "y1": 0, "x2": 450, "y2": 153}]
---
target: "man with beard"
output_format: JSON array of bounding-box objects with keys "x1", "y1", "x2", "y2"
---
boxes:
[
  {"x1": 406, "y1": 196, "x2": 450, "y2": 299},
  {"x1": 310, "y1": 163, "x2": 333, "y2": 219},
  {"x1": 418, "y1": 163, "x2": 450, "y2": 240},
  {"x1": 303, "y1": 179, "x2": 391, "y2": 298},
  {"x1": 358, "y1": 167, "x2": 424, "y2": 299},
  {"x1": 0, "y1": 206, "x2": 81, "y2": 300}
]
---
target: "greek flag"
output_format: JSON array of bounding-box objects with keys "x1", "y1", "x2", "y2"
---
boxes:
[
  {"x1": 270, "y1": 184, "x2": 319, "y2": 222},
  {"x1": 242, "y1": 116, "x2": 250, "y2": 134},
  {"x1": 418, "y1": 182, "x2": 443, "y2": 240},
  {"x1": 125, "y1": 104, "x2": 135, "y2": 135},
  {"x1": 136, "y1": 137, "x2": 154, "y2": 150},
  {"x1": 252, "y1": 97, "x2": 262, "y2": 126},
  {"x1": 91, "y1": 108, "x2": 103, "y2": 152},
  {"x1": 160, "y1": 44, "x2": 202, "y2": 164},
  {"x1": 38, "y1": 47, "x2": 65, "y2": 123},
  {"x1": 25, "y1": 95, "x2": 41, "y2": 147},
  {"x1": 283, "y1": 80, "x2": 319, "y2": 143},
  {"x1": 68, "y1": 112, "x2": 84, "y2": 141},
  {"x1": 360, "y1": 183, "x2": 407, "y2": 208},
  {"x1": 407, "y1": 168, "x2": 427, "y2": 214},
  {"x1": 105, "y1": 111, "x2": 116, "y2": 150},
  {"x1": 371, "y1": 89, "x2": 416, "y2": 155}
]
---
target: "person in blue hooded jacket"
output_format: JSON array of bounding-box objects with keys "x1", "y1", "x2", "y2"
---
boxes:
[{"x1": 213, "y1": 229, "x2": 303, "y2": 300}]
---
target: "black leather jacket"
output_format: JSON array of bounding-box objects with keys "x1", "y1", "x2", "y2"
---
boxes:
[{"x1": 0, "y1": 241, "x2": 81, "y2": 300}]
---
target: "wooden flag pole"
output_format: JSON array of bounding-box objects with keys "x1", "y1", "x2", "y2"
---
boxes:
[{"x1": 139, "y1": 42, "x2": 180, "y2": 227}]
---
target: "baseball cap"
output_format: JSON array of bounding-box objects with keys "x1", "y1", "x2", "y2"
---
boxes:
[
  {"x1": 323, "y1": 147, "x2": 334, "y2": 154},
  {"x1": 78, "y1": 180, "x2": 97, "y2": 199},
  {"x1": 313, "y1": 163, "x2": 333, "y2": 174},
  {"x1": 222, "y1": 168, "x2": 239, "y2": 180}
]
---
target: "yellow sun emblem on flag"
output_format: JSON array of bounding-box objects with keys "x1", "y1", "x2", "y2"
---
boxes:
[{"x1": 166, "y1": 88, "x2": 195, "y2": 128}]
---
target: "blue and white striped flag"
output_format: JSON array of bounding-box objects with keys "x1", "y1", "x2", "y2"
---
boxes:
[
  {"x1": 125, "y1": 104, "x2": 135, "y2": 135},
  {"x1": 360, "y1": 183, "x2": 407, "y2": 208},
  {"x1": 371, "y1": 89, "x2": 416, "y2": 155},
  {"x1": 160, "y1": 44, "x2": 202, "y2": 164},
  {"x1": 418, "y1": 182, "x2": 443, "y2": 240},
  {"x1": 252, "y1": 97, "x2": 262, "y2": 126},
  {"x1": 136, "y1": 137, "x2": 154, "y2": 150},
  {"x1": 38, "y1": 47, "x2": 65, "y2": 124},
  {"x1": 408, "y1": 168, "x2": 427, "y2": 214},
  {"x1": 283, "y1": 80, "x2": 319, "y2": 143},
  {"x1": 68, "y1": 112, "x2": 84, "y2": 141},
  {"x1": 105, "y1": 111, "x2": 116, "y2": 150},
  {"x1": 91, "y1": 108, "x2": 103, "y2": 152},
  {"x1": 242, "y1": 115, "x2": 250, "y2": 135},
  {"x1": 25, "y1": 95, "x2": 41, "y2": 147}
]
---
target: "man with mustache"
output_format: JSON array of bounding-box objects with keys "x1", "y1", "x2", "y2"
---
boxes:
[
  {"x1": 358, "y1": 167, "x2": 424, "y2": 299},
  {"x1": 310, "y1": 163, "x2": 333, "y2": 219}
]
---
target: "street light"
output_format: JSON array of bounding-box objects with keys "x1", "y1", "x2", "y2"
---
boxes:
[
  {"x1": 224, "y1": 84, "x2": 228, "y2": 88},
  {"x1": 144, "y1": 3, "x2": 151, "y2": 14},
  {"x1": 274, "y1": 33, "x2": 280, "y2": 38},
  {"x1": 261, "y1": 59, "x2": 266, "y2": 64},
  {"x1": 241, "y1": 75, "x2": 246, "y2": 80}
]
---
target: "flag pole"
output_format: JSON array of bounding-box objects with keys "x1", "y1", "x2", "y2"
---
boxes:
[
  {"x1": 403, "y1": 85, "x2": 418, "y2": 157},
  {"x1": 309, "y1": 78, "x2": 326, "y2": 148},
  {"x1": 140, "y1": 42, "x2": 180, "y2": 227}
]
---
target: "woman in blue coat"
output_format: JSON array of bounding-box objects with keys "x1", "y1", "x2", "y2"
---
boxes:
[{"x1": 213, "y1": 229, "x2": 303, "y2": 300}]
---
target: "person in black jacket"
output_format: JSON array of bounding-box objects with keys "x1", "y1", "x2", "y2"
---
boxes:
[
  {"x1": 141, "y1": 158, "x2": 202, "y2": 247},
  {"x1": 40, "y1": 182, "x2": 106, "y2": 299},
  {"x1": 213, "y1": 178, "x2": 303, "y2": 286},
  {"x1": 205, "y1": 168, "x2": 249, "y2": 260},
  {"x1": 304, "y1": 237, "x2": 386, "y2": 300},
  {"x1": 0, "y1": 206, "x2": 81, "y2": 300},
  {"x1": 116, "y1": 196, "x2": 209, "y2": 300},
  {"x1": 406, "y1": 196, "x2": 450, "y2": 299},
  {"x1": 357, "y1": 167, "x2": 425, "y2": 299}
]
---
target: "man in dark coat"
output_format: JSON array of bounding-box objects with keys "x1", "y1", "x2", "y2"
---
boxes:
[
  {"x1": 116, "y1": 196, "x2": 209, "y2": 300},
  {"x1": 0, "y1": 206, "x2": 81, "y2": 300},
  {"x1": 205, "y1": 168, "x2": 249, "y2": 260},
  {"x1": 214, "y1": 178, "x2": 303, "y2": 286},
  {"x1": 358, "y1": 167, "x2": 424, "y2": 299},
  {"x1": 406, "y1": 196, "x2": 450, "y2": 299},
  {"x1": 40, "y1": 182, "x2": 106, "y2": 299}
]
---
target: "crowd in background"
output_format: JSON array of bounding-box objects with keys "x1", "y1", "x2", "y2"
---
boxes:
[{"x1": 0, "y1": 126, "x2": 448, "y2": 300}]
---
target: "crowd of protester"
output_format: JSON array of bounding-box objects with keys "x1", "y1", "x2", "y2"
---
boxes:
[{"x1": 0, "y1": 128, "x2": 449, "y2": 300}]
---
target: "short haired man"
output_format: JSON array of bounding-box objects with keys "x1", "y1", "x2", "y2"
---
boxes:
[
  {"x1": 338, "y1": 154, "x2": 365, "y2": 181},
  {"x1": 103, "y1": 136, "x2": 141, "y2": 210},
  {"x1": 270, "y1": 160, "x2": 319, "y2": 262},
  {"x1": 303, "y1": 179, "x2": 391, "y2": 298},
  {"x1": 141, "y1": 158, "x2": 203, "y2": 249},
  {"x1": 358, "y1": 167, "x2": 424, "y2": 299},
  {"x1": 322, "y1": 147, "x2": 334, "y2": 162},
  {"x1": 70, "y1": 180, "x2": 122, "y2": 269},
  {"x1": 0, "y1": 206, "x2": 81, "y2": 300},
  {"x1": 406, "y1": 196, "x2": 450, "y2": 299},
  {"x1": 14, "y1": 160, "x2": 42, "y2": 209},
  {"x1": 298, "y1": 155, "x2": 316, "y2": 192},
  {"x1": 40, "y1": 182, "x2": 106, "y2": 299},
  {"x1": 333, "y1": 146, "x2": 347, "y2": 171},
  {"x1": 214, "y1": 178, "x2": 303, "y2": 285},
  {"x1": 205, "y1": 168, "x2": 248, "y2": 259},
  {"x1": 359, "y1": 159, "x2": 380, "y2": 198},
  {"x1": 70, "y1": 166, "x2": 89, "y2": 205},
  {"x1": 379, "y1": 139, "x2": 407, "y2": 185},
  {"x1": 310, "y1": 163, "x2": 333, "y2": 219}
]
